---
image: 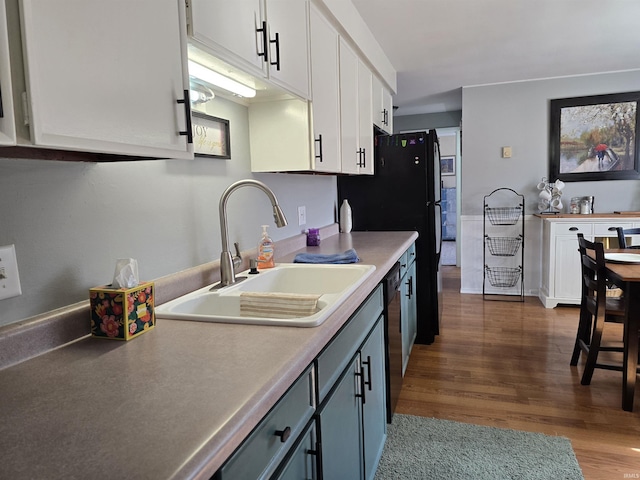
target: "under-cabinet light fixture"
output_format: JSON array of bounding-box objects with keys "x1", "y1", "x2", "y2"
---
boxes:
[{"x1": 188, "y1": 60, "x2": 256, "y2": 99}]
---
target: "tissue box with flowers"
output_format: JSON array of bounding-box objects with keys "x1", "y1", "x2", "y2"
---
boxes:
[{"x1": 90, "y1": 282, "x2": 155, "y2": 340}]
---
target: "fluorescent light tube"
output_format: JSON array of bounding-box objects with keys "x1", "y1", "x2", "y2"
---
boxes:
[{"x1": 188, "y1": 60, "x2": 256, "y2": 98}]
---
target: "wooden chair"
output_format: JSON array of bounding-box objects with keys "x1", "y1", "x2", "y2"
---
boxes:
[
  {"x1": 615, "y1": 227, "x2": 640, "y2": 249},
  {"x1": 571, "y1": 235, "x2": 627, "y2": 385}
]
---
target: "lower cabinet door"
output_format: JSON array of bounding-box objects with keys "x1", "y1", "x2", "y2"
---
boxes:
[
  {"x1": 318, "y1": 356, "x2": 363, "y2": 479},
  {"x1": 272, "y1": 421, "x2": 317, "y2": 480},
  {"x1": 361, "y1": 317, "x2": 387, "y2": 480}
]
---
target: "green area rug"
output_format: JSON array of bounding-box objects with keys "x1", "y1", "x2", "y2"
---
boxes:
[{"x1": 375, "y1": 414, "x2": 584, "y2": 480}]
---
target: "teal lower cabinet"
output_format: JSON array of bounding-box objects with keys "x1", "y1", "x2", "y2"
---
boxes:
[
  {"x1": 317, "y1": 354, "x2": 364, "y2": 479},
  {"x1": 360, "y1": 319, "x2": 387, "y2": 480},
  {"x1": 400, "y1": 260, "x2": 417, "y2": 375},
  {"x1": 271, "y1": 420, "x2": 317, "y2": 480},
  {"x1": 316, "y1": 285, "x2": 386, "y2": 480},
  {"x1": 214, "y1": 285, "x2": 386, "y2": 480}
]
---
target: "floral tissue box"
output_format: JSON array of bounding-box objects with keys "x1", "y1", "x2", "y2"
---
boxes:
[{"x1": 90, "y1": 282, "x2": 155, "y2": 340}]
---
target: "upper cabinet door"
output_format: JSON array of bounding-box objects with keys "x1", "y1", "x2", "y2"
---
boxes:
[
  {"x1": 265, "y1": 0, "x2": 310, "y2": 99},
  {"x1": 19, "y1": 0, "x2": 192, "y2": 158},
  {"x1": 357, "y1": 59, "x2": 374, "y2": 175},
  {"x1": 372, "y1": 74, "x2": 393, "y2": 134},
  {"x1": 339, "y1": 38, "x2": 358, "y2": 174},
  {"x1": 309, "y1": 4, "x2": 340, "y2": 173},
  {"x1": 0, "y1": 0, "x2": 16, "y2": 146},
  {"x1": 189, "y1": 0, "x2": 267, "y2": 78}
]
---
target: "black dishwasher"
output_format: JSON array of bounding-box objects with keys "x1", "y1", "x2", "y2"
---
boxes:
[{"x1": 383, "y1": 262, "x2": 402, "y2": 423}]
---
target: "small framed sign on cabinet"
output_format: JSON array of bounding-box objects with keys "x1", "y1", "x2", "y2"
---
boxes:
[{"x1": 192, "y1": 111, "x2": 230, "y2": 159}]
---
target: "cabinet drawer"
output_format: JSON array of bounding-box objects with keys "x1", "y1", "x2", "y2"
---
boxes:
[
  {"x1": 316, "y1": 285, "x2": 383, "y2": 402},
  {"x1": 593, "y1": 222, "x2": 634, "y2": 236},
  {"x1": 405, "y1": 243, "x2": 416, "y2": 267},
  {"x1": 399, "y1": 243, "x2": 416, "y2": 278},
  {"x1": 554, "y1": 224, "x2": 592, "y2": 236},
  {"x1": 398, "y1": 250, "x2": 408, "y2": 278},
  {"x1": 217, "y1": 366, "x2": 315, "y2": 480}
]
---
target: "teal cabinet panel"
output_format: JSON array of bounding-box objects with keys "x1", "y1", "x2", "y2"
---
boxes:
[{"x1": 361, "y1": 317, "x2": 386, "y2": 480}]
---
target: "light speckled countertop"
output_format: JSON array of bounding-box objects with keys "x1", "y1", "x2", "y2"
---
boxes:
[{"x1": 0, "y1": 230, "x2": 417, "y2": 480}]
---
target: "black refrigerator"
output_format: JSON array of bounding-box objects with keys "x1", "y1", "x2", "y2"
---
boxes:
[{"x1": 337, "y1": 130, "x2": 442, "y2": 344}]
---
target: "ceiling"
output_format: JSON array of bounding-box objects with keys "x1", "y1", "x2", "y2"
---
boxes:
[{"x1": 351, "y1": 0, "x2": 640, "y2": 116}]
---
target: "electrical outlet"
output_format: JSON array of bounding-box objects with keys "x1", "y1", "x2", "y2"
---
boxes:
[
  {"x1": 297, "y1": 206, "x2": 307, "y2": 226},
  {"x1": 0, "y1": 244, "x2": 22, "y2": 300}
]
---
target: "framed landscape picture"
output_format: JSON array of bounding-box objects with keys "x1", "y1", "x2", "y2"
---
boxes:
[
  {"x1": 441, "y1": 156, "x2": 455, "y2": 176},
  {"x1": 549, "y1": 91, "x2": 640, "y2": 182}
]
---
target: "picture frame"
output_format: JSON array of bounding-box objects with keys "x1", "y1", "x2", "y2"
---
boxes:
[
  {"x1": 192, "y1": 111, "x2": 231, "y2": 159},
  {"x1": 441, "y1": 156, "x2": 455, "y2": 176},
  {"x1": 549, "y1": 91, "x2": 640, "y2": 182}
]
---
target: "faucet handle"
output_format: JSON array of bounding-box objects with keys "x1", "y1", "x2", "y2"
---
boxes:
[{"x1": 232, "y1": 242, "x2": 242, "y2": 268}]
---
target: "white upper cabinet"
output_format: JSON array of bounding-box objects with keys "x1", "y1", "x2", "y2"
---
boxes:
[
  {"x1": 372, "y1": 74, "x2": 393, "y2": 134},
  {"x1": 188, "y1": 0, "x2": 310, "y2": 100},
  {"x1": 339, "y1": 38, "x2": 358, "y2": 174},
  {"x1": 309, "y1": 3, "x2": 340, "y2": 173},
  {"x1": 264, "y1": 0, "x2": 310, "y2": 98},
  {"x1": 339, "y1": 39, "x2": 373, "y2": 175},
  {"x1": 357, "y1": 59, "x2": 374, "y2": 175},
  {"x1": 188, "y1": 0, "x2": 267, "y2": 78},
  {"x1": 0, "y1": 0, "x2": 16, "y2": 146},
  {"x1": 18, "y1": 0, "x2": 192, "y2": 158}
]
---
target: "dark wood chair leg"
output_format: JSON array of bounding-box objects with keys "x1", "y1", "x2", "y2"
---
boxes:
[
  {"x1": 581, "y1": 312, "x2": 606, "y2": 385},
  {"x1": 571, "y1": 307, "x2": 592, "y2": 366}
]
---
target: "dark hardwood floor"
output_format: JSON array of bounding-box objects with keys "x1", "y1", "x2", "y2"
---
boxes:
[{"x1": 397, "y1": 266, "x2": 640, "y2": 480}]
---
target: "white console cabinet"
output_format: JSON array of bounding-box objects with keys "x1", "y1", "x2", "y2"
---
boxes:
[{"x1": 538, "y1": 215, "x2": 640, "y2": 308}]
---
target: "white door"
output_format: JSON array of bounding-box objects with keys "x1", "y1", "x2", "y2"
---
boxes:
[
  {"x1": 266, "y1": 0, "x2": 310, "y2": 99},
  {"x1": 309, "y1": 4, "x2": 340, "y2": 172},
  {"x1": 339, "y1": 38, "x2": 358, "y2": 174},
  {"x1": 20, "y1": 0, "x2": 192, "y2": 158},
  {"x1": 357, "y1": 59, "x2": 374, "y2": 175},
  {"x1": 554, "y1": 235, "x2": 583, "y2": 301},
  {"x1": 189, "y1": 0, "x2": 266, "y2": 78}
]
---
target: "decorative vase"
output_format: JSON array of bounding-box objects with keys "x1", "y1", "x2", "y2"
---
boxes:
[{"x1": 340, "y1": 199, "x2": 352, "y2": 233}]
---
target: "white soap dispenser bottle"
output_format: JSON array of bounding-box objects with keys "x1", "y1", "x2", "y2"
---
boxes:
[{"x1": 340, "y1": 199, "x2": 352, "y2": 233}]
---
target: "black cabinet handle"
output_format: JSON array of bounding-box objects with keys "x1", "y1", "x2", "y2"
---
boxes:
[
  {"x1": 357, "y1": 148, "x2": 365, "y2": 168},
  {"x1": 355, "y1": 369, "x2": 366, "y2": 404},
  {"x1": 0, "y1": 81, "x2": 4, "y2": 118},
  {"x1": 269, "y1": 32, "x2": 281, "y2": 70},
  {"x1": 176, "y1": 90, "x2": 193, "y2": 144},
  {"x1": 315, "y1": 134, "x2": 323, "y2": 163},
  {"x1": 569, "y1": 227, "x2": 578, "y2": 231},
  {"x1": 608, "y1": 226, "x2": 616, "y2": 231},
  {"x1": 274, "y1": 426, "x2": 291, "y2": 443},
  {"x1": 256, "y1": 21, "x2": 268, "y2": 62},
  {"x1": 362, "y1": 355, "x2": 372, "y2": 391}
]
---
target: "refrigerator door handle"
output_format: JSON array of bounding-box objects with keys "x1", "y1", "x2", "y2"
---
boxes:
[{"x1": 435, "y1": 201, "x2": 443, "y2": 266}]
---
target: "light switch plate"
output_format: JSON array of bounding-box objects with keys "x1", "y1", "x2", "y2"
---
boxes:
[
  {"x1": 502, "y1": 146, "x2": 512, "y2": 158},
  {"x1": 0, "y1": 244, "x2": 22, "y2": 300},
  {"x1": 298, "y1": 206, "x2": 307, "y2": 226}
]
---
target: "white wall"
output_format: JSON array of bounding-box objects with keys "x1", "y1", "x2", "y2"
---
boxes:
[
  {"x1": 0, "y1": 97, "x2": 337, "y2": 327},
  {"x1": 460, "y1": 69, "x2": 640, "y2": 294}
]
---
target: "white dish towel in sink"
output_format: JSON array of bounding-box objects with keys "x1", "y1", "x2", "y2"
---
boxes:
[{"x1": 239, "y1": 291, "x2": 321, "y2": 319}]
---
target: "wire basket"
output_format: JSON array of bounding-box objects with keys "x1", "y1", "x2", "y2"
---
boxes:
[
  {"x1": 485, "y1": 266, "x2": 522, "y2": 288},
  {"x1": 485, "y1": 206, "x2": 522, "y2": 225},
  {"x1": 486, "y1": 236, "x2": 522, "y2": 256}
]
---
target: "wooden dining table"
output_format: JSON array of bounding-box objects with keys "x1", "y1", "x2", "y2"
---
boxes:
[{"x1": 603, "y1": 249, "x2": 640, "y2": 411}]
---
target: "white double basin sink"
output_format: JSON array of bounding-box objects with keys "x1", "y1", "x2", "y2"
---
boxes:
[{"x1": 155, "y1": 263, "x2": 376, "y2": 327}]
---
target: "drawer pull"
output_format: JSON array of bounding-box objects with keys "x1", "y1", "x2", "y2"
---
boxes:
[
  {"x1": 274, "y1": 426, "x2": 291, "y2": 443},
  {"x1": 608, "y1": 226, "x2": 616, "y2": 231},
  {"x1": 569, "y1": 227, "x2": 578, "y2": 231}
]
